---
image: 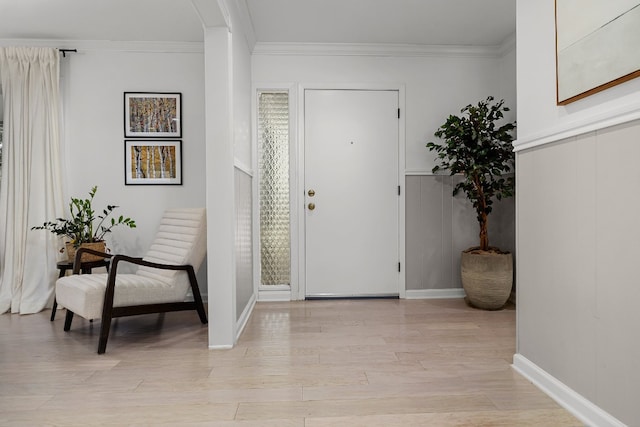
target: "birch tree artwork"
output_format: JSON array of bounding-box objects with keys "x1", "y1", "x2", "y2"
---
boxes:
[
  {"x1": 131, "y1": 145, "x2": 177, "y2": 179},
  {"x1": 129, "y1": 97, "x2": 177, "y2": 134},
  {"x1": 124, "y1": 92, "x2": 181, "y2": 137}
]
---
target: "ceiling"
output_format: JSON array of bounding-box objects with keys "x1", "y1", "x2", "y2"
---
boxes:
[{"x1": 0, "y1": 0, "x2": 515, "y2": 47}]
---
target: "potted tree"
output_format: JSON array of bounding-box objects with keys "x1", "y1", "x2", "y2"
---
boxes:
[
  {"x1": 427, "y1": 96, "x2": 516, "y2": 309},
  {"x1": 32, "y1": 186, "x2": 136, "y2": 262}
]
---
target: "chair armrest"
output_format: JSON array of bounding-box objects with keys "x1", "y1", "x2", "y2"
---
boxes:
[
  {"x1": 72, "y1": 247, "x2": 113, "y2": 274},
  {"x1": 109, "y1": 254, "x2": 191, "y2": 272},
  {"x1": 101, "y1": 255, "x2": 198, "y2": 315},
  {"x1": 105, "y1": 254, "x2": 195, "y2": 296}
]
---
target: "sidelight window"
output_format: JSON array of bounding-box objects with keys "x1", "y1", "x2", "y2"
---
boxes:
[{"x1": 258, "y1": 91, "x2": 290, "y2": 286}]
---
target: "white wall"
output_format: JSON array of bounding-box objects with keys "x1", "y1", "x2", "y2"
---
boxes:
[
  {"x1": 229, "y1": 1, "x2": 255, "y2": 326},
  {"x1": 204, "y1": 26, "x2": 235, "y2": 348},
  {"x1": 515, "y1": 1, "x2": 640, "y2": 425},
  {"x1": 63, "y1": 47, "x2": 207, "y2": 280},
  {"x1": 204, "y1": 0, "x2": 255, "y2": 347},
  {"x1": 516, "y1": 0, "x2": 640, "y2": 146},
  {"x1": 253, "y1": 46, "x2": 516, "y2": 295},
  {"x1": 498, "y1": 39, "x2": 517, "y2": 118},
  {"x1": 253, "y1": 49, "x2": 513, "y2": 173},
  {"x1": 233, "y1": 28, "x2": 253, "y2": 169}
]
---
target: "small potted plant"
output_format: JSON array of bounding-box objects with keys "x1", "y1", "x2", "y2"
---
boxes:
[
  {"x1": 32, "y1": 186, "x2": 136, "y2": 262},
  {"x1": 427, "y1": 96, "x2": 516, "y2": 309}
]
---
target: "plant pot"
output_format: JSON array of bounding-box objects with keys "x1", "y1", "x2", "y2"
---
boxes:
[
  {"x1": 460, "y1": 249, "x2": 513, "y2": 310},
  {"x1": 65, "y1": 241, "x2": 107, "y2": 263}
]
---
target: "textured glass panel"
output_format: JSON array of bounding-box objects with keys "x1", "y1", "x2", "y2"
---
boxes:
[
  {"x1": 259, "y1": 92, "x2": 290, "y2": 286},
  {"x1": 0, "y1": 122, "x2": 3, "y2": 185}
]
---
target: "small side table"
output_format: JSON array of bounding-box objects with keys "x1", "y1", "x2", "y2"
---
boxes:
[{"x1": 51, "y1": 258, "x2": 110, "y2": 321}]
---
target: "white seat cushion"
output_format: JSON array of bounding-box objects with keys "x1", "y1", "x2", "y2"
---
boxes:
[
  {"x1": 55, "y1": 208, "x2": 206, "y2": 321},
  {"x1": 56, "y1": 273, "x2": 189, "y2": 320}
]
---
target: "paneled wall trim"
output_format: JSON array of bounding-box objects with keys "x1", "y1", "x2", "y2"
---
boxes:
[
  {"x1": 234, "y1": 168, "x2": 254, "y2": 325},
  {"x1": 405, "y1": 175, "x2": 515, "y2": 292},
  {"x1": 515, "y1": 120, "x2": 640, "y2": 425},
  {"x1": 516, "y1": 1, "x2": 638, "y2": 423},
  {"x1": 514, "y1": 104, "x2": 640, "y2": 152}
]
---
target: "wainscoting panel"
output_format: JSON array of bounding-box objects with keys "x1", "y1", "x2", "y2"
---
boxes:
[
  {"x1": 235, "y1": 167, "x2": 254, "y2": 320},
  {"x1": 405, "y1": 175, "x2": 515, "y2": 291},
  {"x1": 516, "y1": 119, "x2": 640, "y2": 425}
]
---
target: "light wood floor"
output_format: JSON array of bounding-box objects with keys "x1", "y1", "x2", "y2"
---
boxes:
[{"x1": 0, "y1": 298, "x2": 582, "y2": 426}]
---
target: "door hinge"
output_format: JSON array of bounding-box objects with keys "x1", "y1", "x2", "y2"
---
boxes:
[
  {"x1": 397, "y1": 108, "x2": 400, "y2": 119},
  {"x1": 398, "y1": 262, "x2": 401, "y2": 272},
  {"x1": 398, "y1": 186, "x2": 401, "y2": 196}
]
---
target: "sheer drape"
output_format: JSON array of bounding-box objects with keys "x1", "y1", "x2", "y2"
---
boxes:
[{"x1": 0, "y1": 47, "x2": 65, "y2": 314}]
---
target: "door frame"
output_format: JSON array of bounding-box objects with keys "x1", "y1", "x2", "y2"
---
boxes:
[
  {"x1": 252, "y1": 83, "x2": 300, "y2": 303},
  {"x1": 296, "y1": 83, "x2": 406, "y2": 300}
]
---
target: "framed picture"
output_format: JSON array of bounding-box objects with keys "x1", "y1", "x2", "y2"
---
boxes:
[
  {"x1": 125, "y1": 140, "x2": 182, "y2": 185},
  {"x1": 124, "y1": 92, "x2": 182, "y2": 137},
  {"x1": 556, "y1": 1, "x2": 640, "y2": 105}
]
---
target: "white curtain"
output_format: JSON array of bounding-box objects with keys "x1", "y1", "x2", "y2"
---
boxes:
[{"x1": 0, "y1": 47, "x2": 66, "y2": 314}]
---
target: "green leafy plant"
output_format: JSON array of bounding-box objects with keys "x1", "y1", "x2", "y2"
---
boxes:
[
  {"x1": 32, "y1": 186, "x2": 136, "y2": 247},
  {"x1": 427, "y1": 96, "x2": 516, "y2": 252}
]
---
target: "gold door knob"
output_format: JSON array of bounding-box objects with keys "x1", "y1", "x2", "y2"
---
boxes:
[
  {"x1": 308, "y1": 203, "x2": 316, "y2": 211},
  {"x1": 308, "y1": 189, "x2": 315, "y2": 197}
]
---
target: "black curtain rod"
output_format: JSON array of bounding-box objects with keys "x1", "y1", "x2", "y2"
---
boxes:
[{"x1": 58, "y1": 49, "x2": 77, "y2": 58}]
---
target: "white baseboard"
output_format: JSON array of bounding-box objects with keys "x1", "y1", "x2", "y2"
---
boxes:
[
  {"x1": 236, "y1": 293, "x2": 256, "y2": 340},
  {"x1": 512, "y1": 354, "x2": 626, "y2": 427},
  {"x1": 258, "y1": 288, "x2": 291, "y2": 301},
  {"x1": 404, "y1": 288, "x2": 465, "y2": 299},
  {"x1": 257, "y1": 288, "x2": 464, "y2": 301},
  {"x1": 208, "y1": 344, "x2": 233, "y2": 350}
]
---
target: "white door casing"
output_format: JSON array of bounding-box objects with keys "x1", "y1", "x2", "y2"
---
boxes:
[{"x1": 304, "y1": 89, "x2": 399, "y2": 297}]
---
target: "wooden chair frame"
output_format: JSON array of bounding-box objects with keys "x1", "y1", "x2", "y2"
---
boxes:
[{"x1": 63, "y1": 247, "x2": 208, "y2": 354}]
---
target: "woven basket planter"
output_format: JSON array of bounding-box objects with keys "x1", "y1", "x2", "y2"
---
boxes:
[
  {"x1": 65, "y1": 241, "x2": 107, "y2": 263},
  {"x1": 461, "y1": 250, "x2": 513, "y2": 310}
]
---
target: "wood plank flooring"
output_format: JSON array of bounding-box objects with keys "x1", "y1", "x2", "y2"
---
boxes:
[{"x1": 0, "y1": 298, "x2": 582, "y2": 426}]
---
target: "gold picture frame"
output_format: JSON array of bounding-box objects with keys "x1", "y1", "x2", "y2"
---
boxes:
[{"x1": 556, "y1": 1, "x2": 640, "y2": 105}]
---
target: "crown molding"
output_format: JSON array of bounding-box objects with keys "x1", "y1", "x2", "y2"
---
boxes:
[
  {"x1": 215, "y1": 0, "x2": 232, "y2": 29},
  {"x1": 191, "y1": 0, "x2": 229, "y2": 29},
  {"x1": 0, "y1": 39, "x2": 204, "y2": 53},
  {"x1": 234, "y1": 0, "x2": 257, "y2": 51},
  {"x1": 1, "y1": 36, "x2": 515, "y2": 59},
  {"x1": 252, "y1": 42, "x2": 504, "y2": 58},
  {"x1": 498, "y1": 32, "x2": 516, "y2": 56}
]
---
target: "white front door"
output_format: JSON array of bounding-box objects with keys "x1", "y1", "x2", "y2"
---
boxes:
[{"x1": 304, "y1": 89, "x2": 399, "y2": 297}]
